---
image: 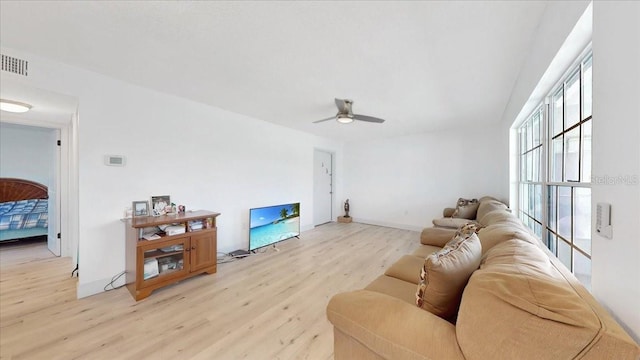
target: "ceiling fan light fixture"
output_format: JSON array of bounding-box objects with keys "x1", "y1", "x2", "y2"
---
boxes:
[
  {"x1": 0, "y1": 99, "x2": 32, "y2": 113},
  {"x1": 336, "y1": 114, "x2": 354, "y2": 124},
  {"x1": 312, "y1": 98, "x2": 385, "y2": 124}
]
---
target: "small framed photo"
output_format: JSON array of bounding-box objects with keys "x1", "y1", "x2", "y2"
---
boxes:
[
  {"x1": 132, "y1": 201, "x2": 149, "y2": 217},
  {"x1": 151, "y1": 195, "x2": 171, "y2": 216}
]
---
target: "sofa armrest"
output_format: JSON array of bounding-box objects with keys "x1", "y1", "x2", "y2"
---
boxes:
[
  {"x1": 443, "y1": 207, "x2": 456, "y2": 217},
  {"x1": 421, "y1": 227, "x2": 456, "y2": 247},
  {"x1": 327, "y1": 290, "x2": 464, "y2": 360}
]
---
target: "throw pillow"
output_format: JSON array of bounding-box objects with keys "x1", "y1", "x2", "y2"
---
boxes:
[
  {"x1": 415, "y1": 223, "x2": 482, "y2": 319},
  {"x1": 452, "y1": 198, "x2": 480, "y2": 219}
]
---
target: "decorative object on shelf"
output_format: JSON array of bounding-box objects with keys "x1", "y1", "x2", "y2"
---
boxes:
[
  {"x1": 178, "y1": 205, "x2": 186, "y2": 213},
  {"x1": 151, "y1": 195, "x2": 171, "y2": 216},
  {"x1": 344, "y1": 199, "x2": 350, "y2": 218},
  {"x1": 132, "y1": 201, "x2": 149, "y2": 217}
]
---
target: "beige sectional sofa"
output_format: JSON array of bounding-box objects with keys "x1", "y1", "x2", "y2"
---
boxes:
[{"x1": 327, "y1": 198, "x2": 640, "y2": 359}]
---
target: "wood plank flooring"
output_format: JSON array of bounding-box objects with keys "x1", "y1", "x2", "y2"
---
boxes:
[{"x1": 0, "y1": 222, "x2": 420, "y2": 360}]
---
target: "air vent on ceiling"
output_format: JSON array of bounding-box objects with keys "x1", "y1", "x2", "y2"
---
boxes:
[{"x1": 1, "y1": 54, "x2": 28, "y2": 76}]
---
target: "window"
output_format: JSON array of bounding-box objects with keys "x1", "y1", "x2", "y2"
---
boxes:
[
  {"x1": 518, "y1": 106, "x2": 543, "y2": 238},
  {"x1": 518, "y1": 51, "x2": 592, "y2": 288}
]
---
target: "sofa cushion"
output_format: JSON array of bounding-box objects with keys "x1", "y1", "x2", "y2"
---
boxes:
[
  {"x1": 457, "y1": 239, "x2": 603, "y2": 360},
  {"x1": 420, "y1": 227, "x2": 456, "y2": 247},
  {"x1": 477, "y1": 209, "x2": 519, "y2": 226},
  {"x1": 327, "y1": 291, "x2": 466, "y2": 360},
  {"x1": 365, "y1": 275, "x2": 417, "y2": 305},
  {"x1": 415, "y1": 226, "x2": 482, "y2": 319},
  {"x1": 432, "y1": 217, "x2": 477, "y2": 229},
  {"x1": 412, "y1": 244, "x2": 443, "y2": 258},
  {"x1": 478, "y1": 195, "x2": 500, "y2": 203},
  {"x1": 385, "y1": 255, "x2": 424, "y2": 284},
  {"x1": 452, "y1": 198, "x2": 479, "y2": 219},
  {"x1": 477, "y1": 223, "x2": 538, "y2": 255},
  {"x1": 476, "y1": 199, "x2": 508, "y2": 222},
  {"x1": 442, "y1": 207, "x2": 456, "y2": 217}
]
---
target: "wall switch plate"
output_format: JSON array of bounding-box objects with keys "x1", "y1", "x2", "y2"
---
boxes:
[
  {"x1": 105, "y1": 155, "x2": 125, "y2": 166},
  {"x1": 596, "y1": 202, "x2": 612, "y2": 239}
]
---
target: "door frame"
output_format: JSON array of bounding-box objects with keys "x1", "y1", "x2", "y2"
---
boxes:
[{"x1": 1, "y1": 115, "x2": 76, "y2": 259}]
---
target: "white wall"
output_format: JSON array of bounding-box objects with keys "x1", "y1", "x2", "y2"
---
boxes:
[
  {"x1": 0, "y1": 47, "x2": 343, "y2": 298},
  {"x1": 591, "y1": 1, "x2": 640, "y2": 340},
  {"x1": 0, "y1": 122, "x2": 55, "y2": 186},
  {"x1": 343, "y1": 125, "x2": 507, "y2": 231}
]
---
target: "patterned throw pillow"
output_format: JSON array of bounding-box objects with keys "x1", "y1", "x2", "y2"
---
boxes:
[
  {"x1": 452, "y1": 198, "x2": 480, "y2": 219},
  {"x1": 415, "y1": 223, "x2": 482, "y2": 319}
]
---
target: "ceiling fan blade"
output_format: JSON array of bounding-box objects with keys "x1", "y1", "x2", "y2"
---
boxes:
[
  {"x1": 313, "y1": 116, "x2": 336, "y2": 124},
  {"x1": 353, "y1": 114, "x2": 385, "y2": 123},
  {"x1": 334, "y1": 98, "x2": 350, "y2": 113}
]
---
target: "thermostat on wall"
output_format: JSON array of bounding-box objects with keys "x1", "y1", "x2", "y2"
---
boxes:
[{"x1": 105, "y1": 155, "x2": 126, "y2": 167}]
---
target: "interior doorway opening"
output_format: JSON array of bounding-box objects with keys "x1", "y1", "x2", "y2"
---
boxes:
[{"x1": 0, "y1": 122, "x2": 60, "y2": 255}]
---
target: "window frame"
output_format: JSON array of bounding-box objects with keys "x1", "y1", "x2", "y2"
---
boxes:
[{"x1": 517, "y1": 49, "x2": 592, "y2": 288}]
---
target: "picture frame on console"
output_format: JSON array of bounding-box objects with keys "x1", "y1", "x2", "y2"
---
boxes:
[
  {"x1": 151, "y1": 195, "x2": 171, "y2": 216},
  {"x1": 132, "y1": 201, "x2": 149, "y2": 217}
]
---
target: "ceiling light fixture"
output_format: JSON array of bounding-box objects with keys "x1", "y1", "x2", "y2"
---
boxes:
[
  {"x1": 336, "y1": 114, "x2": 354, "y2": 124},
  {"x1": 0, "y1": 99, "x2": 32, "y2": 113}
]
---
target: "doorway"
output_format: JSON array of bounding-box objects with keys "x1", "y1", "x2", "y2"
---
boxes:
[
  {"x1": 313, "y1": 149, "x2": 333, "y2": 226},
  {"x1": 0, "y1": 123, "x2": 61, "y2": 255}
]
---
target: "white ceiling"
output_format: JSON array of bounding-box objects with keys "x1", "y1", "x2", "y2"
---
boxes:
[{"x1": 0, "y1": 1, "x2": 548, "y2": 141}]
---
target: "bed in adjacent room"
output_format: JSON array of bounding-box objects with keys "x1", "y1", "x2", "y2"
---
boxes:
[{"x1": 0, "y1": 178, "x2": 49, "y2": 242}]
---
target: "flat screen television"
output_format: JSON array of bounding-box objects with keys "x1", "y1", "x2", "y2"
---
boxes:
[{"x1": 249, "y1": 202, "x2": 300, "y2": 251}]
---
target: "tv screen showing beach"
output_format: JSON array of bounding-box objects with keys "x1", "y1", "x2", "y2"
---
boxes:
[{"x1": 249, "y1": 203, "x2": 300, "y2": 251}]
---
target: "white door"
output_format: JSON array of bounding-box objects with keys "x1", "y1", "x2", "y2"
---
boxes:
[
  {"x1": 47, "y1": 129, "x2": 61, "y2": 256},
  {"x1": 313, "y1": 150, "x2": 333, "y2": 225}
]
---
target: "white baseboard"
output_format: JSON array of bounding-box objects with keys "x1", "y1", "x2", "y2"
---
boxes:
[
  {"x1": 77, "y1": 275, "x2": 126, "y2": 299},
  {"x1": 352, "y1": 218, "x2": 423, "y2": 232}
]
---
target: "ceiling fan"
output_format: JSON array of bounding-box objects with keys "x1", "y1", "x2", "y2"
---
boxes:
[{"x1": 313, "y1": 98, "x2": 385, "y2": 124}]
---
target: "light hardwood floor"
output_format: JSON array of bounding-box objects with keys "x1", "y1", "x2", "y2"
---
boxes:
[{"x1": 0, "y1": 223, "x2": 420, "y2": 360}]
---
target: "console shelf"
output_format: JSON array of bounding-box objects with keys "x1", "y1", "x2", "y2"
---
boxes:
[{"x1": 124, "y1": 210, "x2": 220, "y2": 301}]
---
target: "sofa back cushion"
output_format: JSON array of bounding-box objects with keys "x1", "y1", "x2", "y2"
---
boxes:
[
  {"x1": 477, "y1": 222, "x2": 537, "y2": 254},
  {"x1": 457, "y1": 239, "x2": 606, "y2": 359},
  {"x1": 476, "y1": 199, "x2": 508, "y2": 222},
  {"x1": 477, "y1": 209, "x2": 518, "y2": 226},
  {"x1": 415, "y1": 225, "x2": 482, "y2": 319}
]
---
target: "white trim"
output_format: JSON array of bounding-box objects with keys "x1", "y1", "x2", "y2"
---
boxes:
[{"x1": 77, "y1": 276, "x2": 125, "y2": 299}]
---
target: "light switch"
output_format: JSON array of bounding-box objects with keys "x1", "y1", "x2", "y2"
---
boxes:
[
  {"x1": 105, "y1": 155, "x2": 125, "y2": 167},
  {"x1": 596, "y1": 202, "x2": 612, "y2": 239}
]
